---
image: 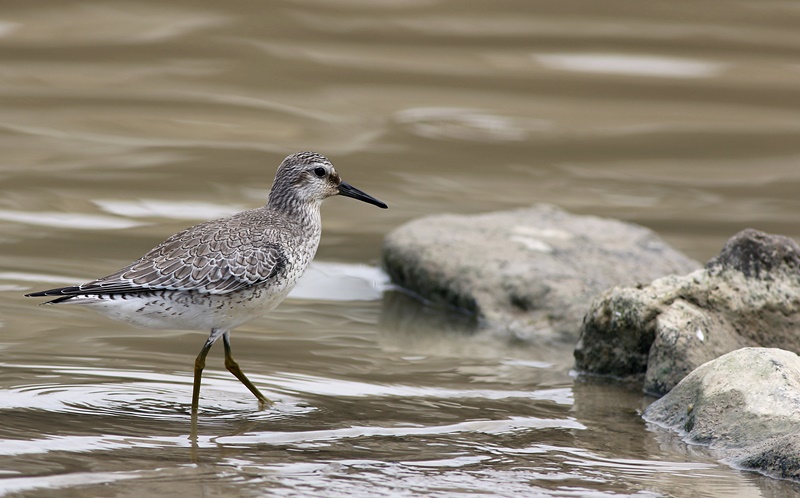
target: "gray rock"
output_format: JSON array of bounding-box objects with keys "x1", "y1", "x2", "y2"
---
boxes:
[
  {"x1": 574, "y1": 229, "x2": 800, "y2": 395},
  {"x1": 644, "y1": 347, "x2": 800, "y2": 481},
  {"x1": 382, "y1": 204, "x2": 699, "y2": 343}
]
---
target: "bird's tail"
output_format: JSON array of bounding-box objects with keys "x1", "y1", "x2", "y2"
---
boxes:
[{"x1": 25, "y1": 286, "x2": 82, "y2": 304}]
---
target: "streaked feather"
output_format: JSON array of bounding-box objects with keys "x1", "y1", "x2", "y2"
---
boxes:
[{"x1": 29, "y1": 210, "x2": 291, "y2": 298}]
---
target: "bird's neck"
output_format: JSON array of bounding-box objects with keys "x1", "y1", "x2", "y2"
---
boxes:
[{"x1": 266, "y1": 193, "x2": 322, "y2": 227}]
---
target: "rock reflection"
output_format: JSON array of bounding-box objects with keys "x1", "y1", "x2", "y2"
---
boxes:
[
  {"x1": 378, "y1": 289, "x2": 479, "y2": 353},
  {"x1": 378, "y1": 289, "x2": 577, "y2": 374}
]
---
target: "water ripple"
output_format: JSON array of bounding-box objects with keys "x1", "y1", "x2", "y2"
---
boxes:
[
  {"x1": 0, "y1": 363, "x2": 569, "y2": 419},
  {"x1": 394, "y1": 107, "x2": 552, "y2": 142},
  {"x1": 92, "y1": 199, "x2": 244, "y2": 220},
  {"x1": 533, "y1": 53, "x2": 725, "y2": 79},
  {"x1": 228, "y1": 459, "x2": 667, "y2": 498},
  {"x1": 0, "y1": 471, "x2": 140, "y2": 497},
  {"x1": 216, "y1": 416, "x2": 585, "y2": 446},
  {"x1": 2, "y1": 4, "x2": 228, "y2": 45},
  {"x1": 507, "y1": 444, "x2": 718, "y2": 475},
  {"x1": 0, "y1": 363, "x2": 309, "y2": 422},
  {"x1": 0, "y1": 208, "x2": 144, "y2": 230},
  {"x1": 268, "y1": 371, "x2": 573, "y2": 404}
]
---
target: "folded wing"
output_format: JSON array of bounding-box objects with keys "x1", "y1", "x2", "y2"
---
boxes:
[{"x1": 27, "y1": 222, "x2": 288, "y2": 298}]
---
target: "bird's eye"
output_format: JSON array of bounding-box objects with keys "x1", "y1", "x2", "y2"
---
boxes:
[{"x1": 313, "y1": 167, "x2": 326, "y2": 178}]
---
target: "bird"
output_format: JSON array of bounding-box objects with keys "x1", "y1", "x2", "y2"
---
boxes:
[{"x1": 25, "y1": 151, "x2": 388, "y2": 415}]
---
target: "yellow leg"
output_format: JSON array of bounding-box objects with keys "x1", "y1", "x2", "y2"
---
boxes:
[
  {"x1": 223, "y1": 331, "x2": 273, "y2": 409},
  {"x1": 191, "y1": 335, "x2": 216, "y2": 416}
]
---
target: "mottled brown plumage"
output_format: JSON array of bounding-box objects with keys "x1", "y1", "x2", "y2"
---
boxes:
[
  {"x1": 26, "y1": 151, "x2": 387, "y2": 415},
  {"x1": 42, "y1": 211, "x2": 290, "y2": 298}
]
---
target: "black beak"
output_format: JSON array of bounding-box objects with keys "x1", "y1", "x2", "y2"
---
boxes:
[{"x1": 338, "y1": 181, "x2": 388, "y2": 209}]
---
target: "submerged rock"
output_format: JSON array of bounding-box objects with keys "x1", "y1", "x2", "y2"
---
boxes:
[
  {"x1": 382, "y1": 204, "x2": 699, "y2": 343},
  {"x1": 644, "y1": 348, "x2": 800, "y2": 481},
  {"x1": 574, "y1": 229, "x2": 800, "y2": 395}
]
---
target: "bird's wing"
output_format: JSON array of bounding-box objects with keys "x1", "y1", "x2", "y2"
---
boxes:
[{"x1": 40, "y1": 222, "x2": 288, "y2": 296}]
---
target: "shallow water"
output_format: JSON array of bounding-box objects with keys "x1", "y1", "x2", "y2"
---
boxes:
[{"x1": 2, "y1": 0, "x2": 800, "y2": 496}]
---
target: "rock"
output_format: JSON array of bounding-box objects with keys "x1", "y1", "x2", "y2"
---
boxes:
[
  {"x1": 707, "y1": 228, "x2": 800, "y2": 278},
  {"x1": 644, "y1": 347, "x2": 800, "y2": 481},
  {"x1": 382, "y1": 204, "x2": 699, "y2": 343},
  {"x1": 574, "y1": 229, "x2": 800, "y2": 395}
]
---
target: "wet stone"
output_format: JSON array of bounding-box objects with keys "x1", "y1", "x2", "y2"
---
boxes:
[
  {"x1": 574, "y1": 228, "x2": 800, "y2": 395},
  {"x1": 644, "y1": 347, "x2": 800, "y2": 481},
  {"x1": 382, "y1": 204, "x2": 699, "y2": 343}
]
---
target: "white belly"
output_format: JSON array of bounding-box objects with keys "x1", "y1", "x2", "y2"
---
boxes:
[{"x1": 65, "y1": 285, "x2": 293, "y2": 332}]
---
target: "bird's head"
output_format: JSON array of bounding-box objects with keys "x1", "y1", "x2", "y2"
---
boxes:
[{"x1": 269, "y1": 152, "x2": 387, "y2": 210}]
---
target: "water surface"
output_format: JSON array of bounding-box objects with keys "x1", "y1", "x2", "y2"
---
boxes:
[{"x1": 2, "y1": 0, "x2": 800, "y2": 496}]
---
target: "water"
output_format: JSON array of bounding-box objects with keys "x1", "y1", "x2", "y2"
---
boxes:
[{"x1": 2, "y1": 0, "x2": 800, "y2": 496}]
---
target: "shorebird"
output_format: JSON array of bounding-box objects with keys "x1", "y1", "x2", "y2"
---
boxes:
[{"x1": 26, "y1": 151, "x2": 387, "y2": 415}]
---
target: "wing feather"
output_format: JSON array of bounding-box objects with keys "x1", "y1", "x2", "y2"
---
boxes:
[{"x1": 35, "y1": 221, "x2": 288, "y2": 297}]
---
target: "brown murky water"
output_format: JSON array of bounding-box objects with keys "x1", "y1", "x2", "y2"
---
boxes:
[{"x1": 2, "y1": 1, "x2": 800, "y2": 496}]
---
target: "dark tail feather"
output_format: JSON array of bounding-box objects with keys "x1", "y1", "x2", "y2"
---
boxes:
[
  {"x1": 25, "y1": 286, "x2": 81, "y2": 297},
  {"x1": 25, "y1": 286, "x2": 83, "y2": 304}
]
